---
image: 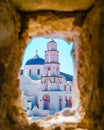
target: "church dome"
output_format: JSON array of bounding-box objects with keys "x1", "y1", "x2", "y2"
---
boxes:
[{"x1": 25, "y1": 54, "x2": 45, "y2": 65}]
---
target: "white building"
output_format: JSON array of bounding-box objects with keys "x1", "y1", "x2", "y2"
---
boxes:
[{"x1": 19, "y1": 40, "x2": 73, "y2": 115}]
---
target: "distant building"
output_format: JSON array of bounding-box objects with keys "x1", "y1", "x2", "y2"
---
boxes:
[{"x1": 19, "y1": 40, "x2": 73, "y2": 115}]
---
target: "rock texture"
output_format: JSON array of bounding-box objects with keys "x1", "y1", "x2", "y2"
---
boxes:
[
  {"x1": 0, "y1": 0, "x2": 104, "y2": 130},
  {"x1": 0, "y1": 1, "x2": 29, "y2": 129},
  {"x1": 20, "y1": 11, "x2": 75, "y2": 43},
  {"x1": 10, "y1": 0, "x2": 96, "y2": 12},
  {"x1": 74, "y1": 1, "x2": 104, "y2": 129}
]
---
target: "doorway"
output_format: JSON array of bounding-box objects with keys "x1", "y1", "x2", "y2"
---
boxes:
[{"x1": 43, "y1": 94, "x2": 50, "y2": 110}]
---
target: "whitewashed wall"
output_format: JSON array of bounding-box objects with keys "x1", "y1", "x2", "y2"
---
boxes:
[{"x1": 24, "y1": 65, "x2": 44, "y2": 76}]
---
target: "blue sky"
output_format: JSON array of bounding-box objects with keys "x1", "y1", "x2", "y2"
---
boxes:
[{"x1": 21, "y1": 37, "x2": 74, "y2": 75}]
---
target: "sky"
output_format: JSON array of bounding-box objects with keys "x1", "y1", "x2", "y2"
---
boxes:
[{"x1": 21, "y1": 37, "x2": 74, "y2": 76}]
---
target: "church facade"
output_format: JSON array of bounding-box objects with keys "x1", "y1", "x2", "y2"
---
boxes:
[{"x1": 19, "y1": 40, "x2": 73, "y2": 115}]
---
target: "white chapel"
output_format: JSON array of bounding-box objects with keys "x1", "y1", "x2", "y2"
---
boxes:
[{"x1": 19, "y1": 39, "x2": 73, "y2": 115}]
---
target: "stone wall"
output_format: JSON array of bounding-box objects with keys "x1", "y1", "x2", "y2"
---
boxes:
[
  {"x1": 0, "y1": 1, "x2": 28, "y2": 129},
  {"x1": 76, "y1": 1, "x2": 104, "y2": 129},
  {"x1": 0, "y1": 0, "x2": 104, "y2": 130}
]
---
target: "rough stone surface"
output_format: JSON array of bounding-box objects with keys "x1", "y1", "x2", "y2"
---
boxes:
[
  {"x1": 20, "y1": 11, "x2": 75, "y2": 43},
  {"x1": 76, "y1": 1, "x2": 104, "y2": 130},
  {"x1": 0, "y1": 0, "x2": 104, "y2": 130},
  {"x1": 10, "y1": 0, "x2": 95, "y2": 12},
  {"x1": 0, "y1": 0, "x2": 29, "y2": 129}
]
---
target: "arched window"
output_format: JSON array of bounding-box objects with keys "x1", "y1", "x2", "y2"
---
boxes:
[{"x1": 43, "y1": 94, "x2": 50, "y2": 101}]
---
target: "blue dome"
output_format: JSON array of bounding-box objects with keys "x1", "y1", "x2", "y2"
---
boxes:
[{"x1": 25, "y1": 55, "x2": 45, "y2": 65}]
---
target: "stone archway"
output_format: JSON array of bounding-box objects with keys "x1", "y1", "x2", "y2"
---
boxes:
[{"x1": 0, "y1": 0, "x2": 104, "y2": 130}]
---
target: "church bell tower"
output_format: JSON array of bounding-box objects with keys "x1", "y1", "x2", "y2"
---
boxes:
[
  {"x1": 41, "y1": 39, "x2": 61, "y2": 91},
  {"x1": 44, "y1": 39, "x2": 60, "y2": 76}
]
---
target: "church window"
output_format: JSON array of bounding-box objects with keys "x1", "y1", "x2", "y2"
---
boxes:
[
  {"x1": 64, "y1": 85, "x2": 66, "y2": 91},
  {"x1": 69, "y1": 85, "x2": 72, "y2": 91},
  {"x1": 29, "y1": 69, "x2": 31, "y2": 74},
  {"x1": 43, "y1": 94, "x2": 50, "y2": 110},
  {"x1": 57, "y1": 79, "x2": 60, "y2": 90},
  {"x1": 59, "y1": 96, "x2": 62, "y2": 110},
  {"x1": 37, "y1": 69, "x2": 40, "y2": 75},
  {"x1": 56, "y1": 68, "x2": 59, "y2": 75},
  {"x1": 65, "y1": 96, "x2": 72, "y2": 108}
]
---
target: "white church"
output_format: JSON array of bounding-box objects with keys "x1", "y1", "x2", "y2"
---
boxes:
[{"x1": 19, "y1": 39, "x2": 73, "y2": 116}]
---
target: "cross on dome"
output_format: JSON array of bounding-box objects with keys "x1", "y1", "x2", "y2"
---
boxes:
[
  {"x1": 36, "y1": 50, "x2": 38, "y2": 55},
  {"x1": 35, "y1": 50, "x2": 39, "y2": 58},
  {"x1": 51, "y1": 38, "x2": 56, "y2": 42}
]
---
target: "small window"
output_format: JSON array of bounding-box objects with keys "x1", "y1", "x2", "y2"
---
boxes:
[
  {"x1": 48, "y1": 67, "x2": 50, "y2": 71},
  {"x1": 29, "y1": 69, "x2": 31, "y2": 74},
  {"x1": 64, "y1": 85, "x2": 66, "y2": 91},
  {"x1": 65, "y1": 96, "x2": 72, "y2": 108},
  {"x1": 20, "y1": 69, "x2": 23, "y2": 75},
  {"x1": 69, "y1": 85, "x2": 72, "y2": 91},
  {"x1": 37, "y1": 69, "x2": 40, "y2": 75}
]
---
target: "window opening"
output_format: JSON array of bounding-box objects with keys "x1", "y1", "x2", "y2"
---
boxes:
[
  {"x1": 43, "y1": 94, "x2": 50, "y2": 110},
  {"x1": 29, "y1": 69, "x2": 31, "y2": 74},
  {"x1": 37, "y1": 69, "x2": 40, "y2": 75},
  {"x1": 19, "y1": 37, "x2": 74, "y2": 121}
]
